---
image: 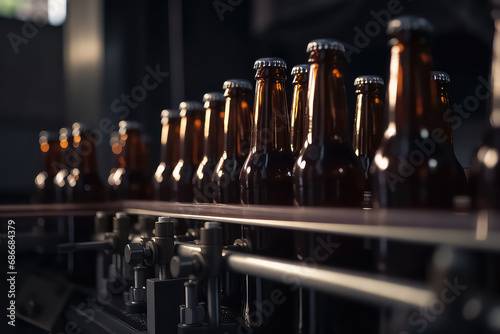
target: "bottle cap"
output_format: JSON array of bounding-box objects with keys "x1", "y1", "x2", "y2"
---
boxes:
[
  {"x1": 222, "y1": 79, "x2": 253, "y2": 90},
  {"x1": 430, "y1": 71, "x2": 450, "y2": 82},
  {"x1": 161, "y1": 109, "x2": 181, "y2": 119},
  {"x1": 253, "y1": 57, "x2": 287, "y2": 69},
  {"x1": 291, "y1": 64, "x2": 309, "y2": 75},
  {"x1": 118, "y1": 120, "x2": 142, "y2": 130},
  {"x1": 202, "y1": 92, "x2": 225, "y2": 102},
  {"x1": 306, "y1": 39, "x2": 345, "y2": 53},
  {"x1": 387, "y1": 16, "x2": 433, "y2": 35},
  {"x1": 354, "y1": 75, "x2": 385, "y2": 86},
  {"x1": 179, "y1": 101, "x2": 204, "y2": 111}
]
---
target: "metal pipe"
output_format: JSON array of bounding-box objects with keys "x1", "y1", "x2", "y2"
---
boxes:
[
  {"x1": 174, "y1": 243, "x2": 434, "y2": 308},
  {"x1": 206, "y1": 277, "x2": 220, "y2": 327}
]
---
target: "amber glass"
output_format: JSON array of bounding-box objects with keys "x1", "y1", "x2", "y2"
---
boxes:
[
  {"x1": 470, "y1": 13, "x2": 500, "y2": 210},
  {"x1": 430, "y1": 72, "x2": 467, "y2": 195},
  {"x1": 108, "y1": 121, "x2": 153, "y2": 200},
  {"x1": 239, "y1": 58, "x2": 295, "y2": 334},
  {"x1": 169, "y1": 102, "x2": 205, "y2": 202},
  {"x1": 293, "y1": 43, "x2": 364, "y2": 207},
  {"x1": 371, "y1": 17, "x2": 462, "y2": 209},
  {"x1": 193, "y1": 93, "x2": 226, "y2": 203},
  {"x1": 352, "y1": 77, "x2": 385, "y2": 203},
  {"x1": 240, "y1": 66, "x2": 295, "y2": 205},
  {"x1": 212, "y1": 81, "x2": 253, "y2": 204},
  {"x1": 34, "y1": 131, "x2": 60, "y2": 203},
  {"x1": 54, "y1": 127, "x2": 74, "y2": 203},
  {"x1": 290, "y1": 65, "x2": 309, "y2": 157},
  {"x1": 65, "y1": 123, "x2": 106, "y2": 203},
  {"x1": 154, "y1": 110, "x2": 181, "y2": 200}
]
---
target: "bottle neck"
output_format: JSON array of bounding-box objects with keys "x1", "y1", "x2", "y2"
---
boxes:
[
  {"x1": 224, "y1": 89, "x2": 251, "y2": 157},
  {"x1": 291, "y1": 73, "x2": 308, "y2": 154},
  {"x1": 431, "y1": 80, "x2": 454, "y2": 149},
  {"x1": 307, "y1": 50, "x2": 350, "y2": 145},
  {"x1": 252, "y1": 68, "x2": 290, "y2": 152},
  {"x1": 179, "y1": 111, "x2": 204, "y2": 165},
  {"x1": 387, "y1": 39, "x2": 434, "y2": 136},
  {"x1": 160, "y1": 118, "x2": 181, "y2": 167},
  {"x1": 353, "y1": 84, "x2": 384, "y2": 156},
  {"x1": 204, "y1": 100, "x2": 225, "y2": 159}
]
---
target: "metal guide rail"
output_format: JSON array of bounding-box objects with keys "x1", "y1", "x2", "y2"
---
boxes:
[{"x1": 1, "y1": 200, "x2": 500, "y2": 251}]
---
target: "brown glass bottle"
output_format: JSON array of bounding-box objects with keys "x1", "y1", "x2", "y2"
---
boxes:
[
  {"x1": 352, "y1": 75, "x2": 385, "y2": 206},
  {"x1": 193, "y1": 92, "x2": 226, "y2": 203},
  {"x1": 66, "y1": 122, "x2": 106, "y2": 203},
  {"x1": 154, "y1": 109, "x2": 182, "y2": 201},
  {"x1": 108, "y1": 121, "x2": 152, "y2": 200},
  {"x1": 470, "y1": 7, "x2": 500, "y2": 210},
  {"x1": 430, "y1": 71, "x2": 468, "y2": 196},
  {"x1": 371, "y1": 17, "x2": 462, "y2": 209},
  {"x1": 290, "y1": 64, "x2": 309, "y2": 157},
  {"x1": 239, "y1": 58, "x2": 295, "y2": 334},
  {"x1": 169, "y1": 101, "x2": 205, "y2": 202},
  {"x1": 34, "y1": 131, "x2": 60, "y2": 203},
  {"x1": 293, "y1": 39, "x2": 364, "y2": 207},
  {"x1": 54, "y1": 127, "x2": 74, "y2": 203},
  {"x1": 212, "y1": 80, "x2": 253, "y2": 204},
  {"x1": 240, "y1": 58, "x2": 295, "y2": 205}
]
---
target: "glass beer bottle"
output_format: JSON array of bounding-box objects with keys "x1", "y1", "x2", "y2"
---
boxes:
[
  {"x1": 352, "y1": 75, "x2": 385, "y2": 207},
  {"x1": 290, "y1": 64, "x2": 309, "y2": 157},
  {"x1": 470, "y1": 7, "x2": 500, "y2": 210},
  {"x1": 294, "y1": 39, "x2": 364, "y2": 207},
  {"x1": 430, "y1": 71, "x2": 468, "y2": 196},
  {"x1": 66, "y1": 122, "x2": 106, "y2": 203},
  {"x1": 193, "y1": 92, "x2": 226, "y2": 203},
  {"x1": 212, "y1": 79, "x2": 253, "y2": 204},
  {"x1": 371, "y1": 16, "x2": 462, "y2": 209},
  {"x1": 169, "y1": 101, "x2": 205, "y2": 202},
  {"x1": 34, "y1": 131, "x2": 60, "y2": 203},
  {"x1": 108, "y1": 121, "x2": 153, "y2": 199},
  {"x1": 239, "y1": 57, "x2": 295, "y2": 334},
  {"x1": 154, "y1": 109, "x2": 182, "y2": 201}
]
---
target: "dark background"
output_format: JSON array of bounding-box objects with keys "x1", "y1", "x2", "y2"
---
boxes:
[{"x1": 0, "y1": 0, "x2": 494, "y2": 203}]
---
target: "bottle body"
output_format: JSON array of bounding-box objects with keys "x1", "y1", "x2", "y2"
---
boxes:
[
  {"x1": 67, "y1": 123, "x2": 106, "y2": 203},
  {"x1": 194, "y1": 93, "x2": 226, "y2": 203},
  {"x1": 372, "y1": 18, "x2": 460, "y2": 209},
  {"x1": 108, "y1": 122, "x2": 153, "y2": 200},
  {"x1": 352, "y1": 76, "x2": 385, "y2": 206},
  {"x1": 34, "y1": 131, "x2": 60, "y2": 203},
  {"x1": 293, "y1": 45, "x2": 364, "y2": 207},
  {"x1": 169, "y1": 102, "x2": 205, "y2": 202},
  {"x1": 213, "y1": 81, "x2": 253, "y2": 204},
  {"x1": 155, "y1": 110, "x2": 181, "y2": 201}
]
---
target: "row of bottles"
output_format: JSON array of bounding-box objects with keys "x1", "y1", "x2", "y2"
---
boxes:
[{"x1": 35, "y1": 15, "x2": 499, "y2": 211}]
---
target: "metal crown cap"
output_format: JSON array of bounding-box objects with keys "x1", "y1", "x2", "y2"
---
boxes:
[
  {"x1": 387, "y1": 16, "x2": 433, "y2": 35},
  {"x1": 179, "y1": 101, "x2": 204, "y2": 111},
  {"x1": 222, "y1": 79, "x2": 253, "y2": 90},
  {"x1": 291, "y1": 64, "x2": 309, "y2": 75},
  {"x1": 430, "y1": 71, "x2": 450, "y2": 83},
  {"x1": 118, "y1": 120, "x2": 142, "y2": 130},
  {"x1": 161, "y1": 109, "x2": 181, "y2": 119},
  {"x1": 354, "y1": 75, "x2": 384, "y2": 86},
  {"x1": 202, "y1": 92, "x2": 225, "y2": 102},
  {"x1": 253, "y1": 57, "x2": 287, "y2": 70},
  {"x1": 306, "y1": 39, "x2": 345, "y2": 53}
]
